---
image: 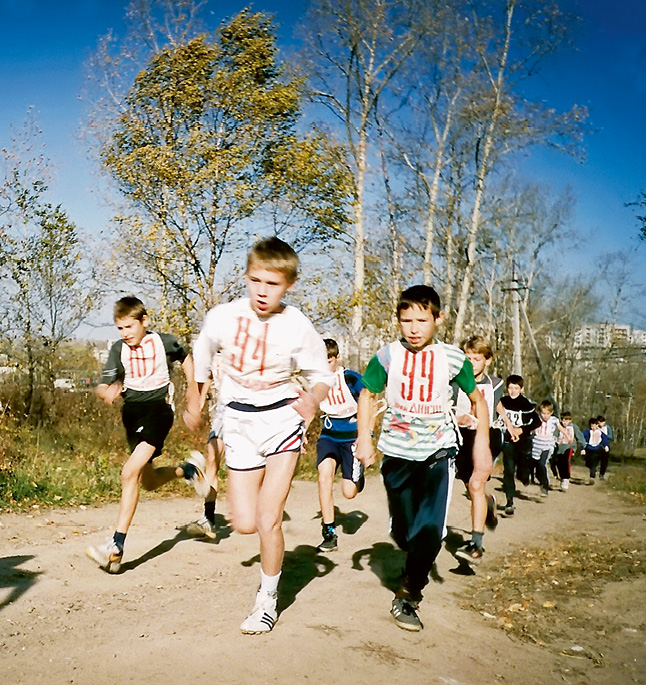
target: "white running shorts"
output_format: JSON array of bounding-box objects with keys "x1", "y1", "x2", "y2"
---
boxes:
[{"x1": 222, "y1": 402, "x2": 304, "y2": 470}]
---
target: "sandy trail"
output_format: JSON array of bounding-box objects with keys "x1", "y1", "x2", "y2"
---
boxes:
[{"x1": 1, "y1": 464, "x2": 645, "y2": 684}]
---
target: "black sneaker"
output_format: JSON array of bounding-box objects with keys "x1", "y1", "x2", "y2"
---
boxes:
[
  {"x1": 317, "y1": 527, "x2": 338, "y2": 552},
  {"x1": 391, "y1": 597, "x2": 422, "y2": 631},
  {"x1": 485, "y1": 494, "x2": 498, "y2": 529},
  {"x1": 455, "y1": 541, "x2": 484, "y2": 566},
  {"x1": 504, "y1": 503, "x2": 515, "y2": 516}
]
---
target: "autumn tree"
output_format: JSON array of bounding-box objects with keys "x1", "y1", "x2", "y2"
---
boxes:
[{"x1": 89, "y1": 4, "x2": 351, "y2": 335}]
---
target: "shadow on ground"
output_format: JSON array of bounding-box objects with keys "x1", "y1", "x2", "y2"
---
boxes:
[
  {"x1": 0, "y1": 555, "x2": 42, "y2": 610},
  {"x1": 241, "y1": 545, "x2": 337, "y2": 615}
]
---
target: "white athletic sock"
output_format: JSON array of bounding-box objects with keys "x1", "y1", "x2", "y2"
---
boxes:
[{"x1": 260, "y1": 570, "x2": 281, "y2": 595}]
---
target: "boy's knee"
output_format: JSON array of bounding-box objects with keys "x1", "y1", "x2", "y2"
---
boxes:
[
  {"x1": 121, "y1": 462, "x2": 141, "y2": 485},
  {"x1": 230, "y1": 515, "x2": 257, "y2": 535},
  {"x1": 256, "y1": 512, "x2": 282, "y2": 537},
  {"x1": 341, "y1": 481, "x2": 358, "y2": 500}
]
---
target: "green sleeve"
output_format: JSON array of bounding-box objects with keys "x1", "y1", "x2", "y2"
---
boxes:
[
  {"x1": 361, "y1": 355, "x2": 388, "y2": 393},
  {"x1": 453, "y1": 357, "x2": 476, "y2": 395}
]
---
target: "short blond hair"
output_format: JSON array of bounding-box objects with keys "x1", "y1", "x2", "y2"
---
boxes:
[
  {"x1": 462, "y1": 335, "x2": 494, "y2": 360},
  {"x1": 247, "y1": 236, "x2": 298, "y2": 284}
]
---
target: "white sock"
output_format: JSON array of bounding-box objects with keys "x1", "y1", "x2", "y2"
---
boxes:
[{"x1": 260, "y1": 570, "x2": 281, "y2": 595}]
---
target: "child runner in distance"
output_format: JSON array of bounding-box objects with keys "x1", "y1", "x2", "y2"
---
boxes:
[
  {"x1": 553, "y1": 411, "x2": 584, "y2": 491},
  {"x1": 188, "y1": 237, "x2": 333, "y2": 634},
  {"x1": 531, "y1": 400, "x2": 564, "y2": 497},
  {"x1": 498, "y1": 375, "x2": 541, "y2": 516},
  {"x1": 86, "y1": 296, "x2": 206, "y2": 573},
  {"x1": 316, "y1": 338, "x2": 365, "y2": 552},
  {"x1": 581, "y1": 417, "x2": 609, "y2": 485},
  {"x1": 355, "y1": 285, "x2": 491, "y2": 631},
  {"x1": 597, "y1": 415, "x2": 613, "y2": 480}
]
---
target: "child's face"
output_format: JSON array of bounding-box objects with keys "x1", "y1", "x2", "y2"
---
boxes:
[
  {"x1": 465, "y1": 350, "x2": 491, "y2": 379},
  {"x1": 590, "y1": 422, "x2": 599, "y2": 431},
  {"x1": 540, "y1": 408, "x2": 553, "y2": 422},
  {"x1": 562, "y1": 418, "x2": 572, "y2": 426},
  {"x1": 246, "y1": 265, "x2": 293, "y2": 317},
  {"x1": 398, "y1": 304, "x2": 442, "y2": 351},
  {"x1": 507, "y1": 382, "x2": 522, "y2": 399},
  {"x1": 327, "y1": 355, "x2": 339, "y2": 372},
  {"x1": 115, "y1": 315, "x2": 148, "y2": 348}
]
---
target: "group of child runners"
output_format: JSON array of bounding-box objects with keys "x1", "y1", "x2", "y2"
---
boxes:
[{"x1": 86, "y1": 236, "x2": 613, "y2": 634}]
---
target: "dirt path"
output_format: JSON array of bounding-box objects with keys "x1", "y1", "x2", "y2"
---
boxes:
[{"x1": 1, "y1": 464, "x2": 645, "y2": 684}]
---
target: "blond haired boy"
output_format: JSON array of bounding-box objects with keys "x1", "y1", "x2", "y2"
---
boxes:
[{"x1": 189, "y1": 237, "x2": 333, "y2": 634}]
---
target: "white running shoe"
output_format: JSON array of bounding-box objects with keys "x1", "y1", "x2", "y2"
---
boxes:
[
  {"x1": 182, "y1": 451, "x2": 211, "y2": 499},
  {"x1": 183, "y1": 515, "x2": 217, "y2": 539},
  {"x1": 86, "y1": 537, "x2": 123, "y2": 574},
  {"x1": 240, "y1": 590, "x2": 278, "y2": 634},
  {"x1": 560, "y1": 479, "x2": 569, "y2": 491}
]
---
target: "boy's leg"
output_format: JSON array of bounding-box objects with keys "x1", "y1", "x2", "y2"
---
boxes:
[
  {"x1": 86, "y1": 441, "x2": 156, "y2": 574},
  {"x1": 184, "y1": 436, "x2": 223, "y2": 539},
  {"x1": 592, "y1": 451, "x2": 601, "y2": 480},
  {"x1": 537, "y1": 451, "x2": 550, "y2": 494},
  {"x1": 599, "y1": 450, "x2": 609, "y2": 479},
  {"x1": 317, "y1": 456, "x2": 338, "y2": 551},
  {"x1": 382, "y1": 453, "x2": 453, "y2": 630},
  {"x1": 256, "y1": 451, "x2": 300, "y2": 575},
  {"x1": 236, "y1": 450, "x2": 299, "y2": 635},
  {"x1": 501, "y1": 442, "x2": 516, "y2": 513}
]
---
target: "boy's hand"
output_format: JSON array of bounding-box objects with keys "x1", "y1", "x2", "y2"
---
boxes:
[
  {"x1": 292, "y1": 388, "x2": 319, "y2": 426},
  {"x1": 457, "y1": 413, "x2": 477, "y2": 429},
  {"x1": 354, "y1": 434, "x2": 375, "y2": 467},
  {"x1": 508, "y1": 425, "x2": 521, "y2": 442},
  {"x1": 96, "y1": 383, "x2": 122, "y2": 405},
  {"x1": 182, "y1": 406, "x2": 202, "y2": 433}
]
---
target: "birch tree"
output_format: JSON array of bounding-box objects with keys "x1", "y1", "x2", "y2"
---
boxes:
[{"x1": 301, "y1": 0, "x2": 424, "y2": 363}]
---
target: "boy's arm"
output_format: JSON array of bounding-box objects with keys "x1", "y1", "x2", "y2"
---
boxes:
[
  {"x1": 496, "y1": 401, "x2": 520, "y2": 441},
  {"x1": 96, "y1": 382, "x2": 122, "y2": 405},
  {"x1": 467, "y1": 387, "x2": 493, "y2": 482},
  {"x1": 181, "y1": 354, "x2": 202, "y2": 432},
  {"x1": 355, "y1": 388, "x2": 378, "y2": 467},
  {"x1": 292, "y1": 382, "x2": 330, "y2": 428}
]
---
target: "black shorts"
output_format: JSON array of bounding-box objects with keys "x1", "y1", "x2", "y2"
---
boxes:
[
  {"x1": 316, "y1": 436, "x2": 358, "y2": 481},
  {"x1": 455, "y1": 427, "x2": 502, "y2": 484},
  {"x1": 122, "y1": 401, "x2": 174, "y2": 460}
]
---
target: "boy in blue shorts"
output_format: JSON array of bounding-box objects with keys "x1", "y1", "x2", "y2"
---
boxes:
[
  {"x1": 355, "y1": 285, "x2": 491, "y2": 631},
  {"x1": 316, "y1": 338, "x2": 365, "y2": 552},
  {"x1": 86, "y1": 296, "x2": 207, "y2": 573}
]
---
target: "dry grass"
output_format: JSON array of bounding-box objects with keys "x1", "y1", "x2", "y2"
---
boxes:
[{"x1": 463, "y1": 533, "x2": 646, "y2": 651}]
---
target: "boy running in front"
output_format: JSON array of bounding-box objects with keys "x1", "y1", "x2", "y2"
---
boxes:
[
  {"x1": 355, "y1": 285, "x2": 491, "y2": 631},
  {"x1": 86, "y1": 296, "x2": 207, "y2": 573},
  {"x1": 189, "y1": 237, "x2": 333, "y2": 634}
]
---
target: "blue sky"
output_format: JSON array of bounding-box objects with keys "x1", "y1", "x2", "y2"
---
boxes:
[{"x1": 1, "y1": 0, "x2": 645, "y2": 330}]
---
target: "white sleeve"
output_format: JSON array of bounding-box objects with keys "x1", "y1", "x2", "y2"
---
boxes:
[
  {"x1": 193, "y1": 309, "x2": 221, "y2": 384},
  {"x1": 292, "y1": 315, "x2": 334, "y2": 390}
]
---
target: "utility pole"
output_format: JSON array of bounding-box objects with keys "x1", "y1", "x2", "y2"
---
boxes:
[{"x1": 509, "y1": 262, "x2": 524, "y2": 375}]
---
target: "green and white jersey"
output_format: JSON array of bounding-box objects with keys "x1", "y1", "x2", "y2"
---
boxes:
[{"x1": 362, "y1": 339, "x2": 476, "y2": 461}]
